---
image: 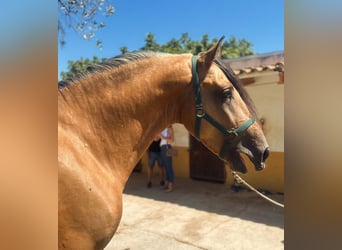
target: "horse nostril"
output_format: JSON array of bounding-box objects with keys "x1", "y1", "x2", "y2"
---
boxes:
[{"x1": 263, "y1": 147, "x2": 270, "y2": 162}]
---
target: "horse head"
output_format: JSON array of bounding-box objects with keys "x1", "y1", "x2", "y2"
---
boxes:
[{"x1": 187, "y1": 37, "x2": 269, "y2": 173}]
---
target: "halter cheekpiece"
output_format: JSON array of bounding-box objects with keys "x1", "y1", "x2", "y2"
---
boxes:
[{"x1": 191, "y1": 56, "x2": 255, "y2": 159}]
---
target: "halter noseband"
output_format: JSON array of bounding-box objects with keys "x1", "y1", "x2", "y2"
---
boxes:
[{"x1": 191, "y1": 56, "x2": 255, "y2": 158}]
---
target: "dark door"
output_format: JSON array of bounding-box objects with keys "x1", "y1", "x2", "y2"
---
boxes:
[{"x1": 189, "y1": 135, "x2": 226, "y2": 183}]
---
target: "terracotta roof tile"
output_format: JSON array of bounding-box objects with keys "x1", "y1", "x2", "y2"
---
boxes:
[{"x1": 224, "y1": 51, "x2": 284, "y2": 76}]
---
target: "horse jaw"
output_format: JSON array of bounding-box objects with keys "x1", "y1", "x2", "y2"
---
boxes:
[
  {"x1": 226, "y1": 151, "x2": 248, "y2": 173},
  {"x1": 224, "y1": 141, "x2": 269, "y2": 173}
]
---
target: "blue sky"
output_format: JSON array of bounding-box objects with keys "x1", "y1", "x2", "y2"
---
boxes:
[{"x1": 58, "y1": 0, "x2": 283, "y2": 78}]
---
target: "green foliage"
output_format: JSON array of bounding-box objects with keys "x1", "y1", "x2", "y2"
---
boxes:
[
  {"x1": 60, "y1": 33, "x2": 255, "y2": 79},
  {"x1": 119, "y1": 46, "x2": 129, "y2": 54},
  {"x1": 221, "y1": 36, "x2": 254, "y2": 58},
  {"x1": 60, "y1": 56, "x2": 103, "y2": 80},
  {"x1": 138, "y1": 33, "x2": 255, "y2": 59},
  {"x1": 140, "y1": 33, "x2": 160, "y2": 51}
]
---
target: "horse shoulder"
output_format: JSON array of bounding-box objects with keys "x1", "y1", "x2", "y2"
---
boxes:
[{"x1": 58, "y1": 128, "x2": 123, "y2": 249}]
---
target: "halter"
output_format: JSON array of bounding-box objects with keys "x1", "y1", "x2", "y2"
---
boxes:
[{"x1": 191, "y1": 56, "x2": 255, "y2": 158}]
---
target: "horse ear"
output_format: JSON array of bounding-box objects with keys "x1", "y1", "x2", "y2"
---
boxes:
[{"x1": 198, "y1": 36, "x2": 225, "y2": 67}]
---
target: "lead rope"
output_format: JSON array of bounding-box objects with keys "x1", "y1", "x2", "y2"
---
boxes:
[{"x1": 231, "y1": 171, "x2": 284, "y2": 208}]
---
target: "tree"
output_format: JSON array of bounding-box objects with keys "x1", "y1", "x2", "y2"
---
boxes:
[
  {"x1": 60, "y1": 56, "x2": 103, "y2": 80},
  {"x1": 60, "y1": 33, "x2": 255, "y2": 79},
  {"x1": 140, "y1": 33, "x2": 160, "y2": 51},
  {"x1": 58, "y1": 0, "x2": 115, "y2": 49},
  {"x1": 139, "y1": 33, "x2": 255, "y2": 58},
  {"x1": 120, "y1": 46, "x2": 129, "y2": 54},
  {"x1": 161, "y1": 38, "x2": 182, "y2": 53}
]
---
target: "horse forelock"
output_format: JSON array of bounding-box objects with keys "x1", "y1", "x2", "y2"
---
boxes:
[
  {"x1": 58, "y1": 51, "x2": 162, "y2": 90},
  {"x1": 214, "y1": 58, "x2": 258, "y2": 118}
]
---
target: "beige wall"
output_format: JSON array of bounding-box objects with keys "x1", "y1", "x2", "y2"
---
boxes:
[
  {"x1": 244, "y1": 72, "x2": 284, "y2": 152},
  {"x1": 232, "y1": 71, "x2": 284, "y2": 192},
  {"x1": 172, "y1": 123, "x2": 189, "y2": 147}
]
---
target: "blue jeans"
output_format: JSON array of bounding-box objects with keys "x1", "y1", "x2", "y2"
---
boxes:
[
  {"x1": 148, "y1": 151, "x2": 163, "y2": 168},
  {"x1": 161, "y1": 145, "x2": 174, "y2": 183}
]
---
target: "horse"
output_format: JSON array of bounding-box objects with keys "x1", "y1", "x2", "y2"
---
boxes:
[{"x1": 58, "y1": 37, "x2": 269, "y2": 249}]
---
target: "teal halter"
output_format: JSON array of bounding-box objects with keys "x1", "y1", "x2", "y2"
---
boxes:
[{"x1": 191, "y1": 56, "x2": 255, "y2": 158}]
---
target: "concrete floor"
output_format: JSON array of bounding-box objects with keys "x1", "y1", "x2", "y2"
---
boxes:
[{"x1": 105, "y1": 172, "x2": 284, "y2": 250}]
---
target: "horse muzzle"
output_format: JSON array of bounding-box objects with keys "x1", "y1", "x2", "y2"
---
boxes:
[
  {"x1": 244, "y1": 145, "x2": 270, "y2": 171},
  {"x1": 251, "y1": 146, "x2": 270, "y2": 171}
]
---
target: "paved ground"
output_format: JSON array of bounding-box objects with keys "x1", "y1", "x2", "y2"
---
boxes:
[{"x1": 105, "y1": 172, "x2": 284, "y2": 250}]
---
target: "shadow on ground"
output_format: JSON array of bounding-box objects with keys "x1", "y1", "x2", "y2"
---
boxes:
[{"x1": 124, "y1": 172, "x2": 284, "y2": 229}]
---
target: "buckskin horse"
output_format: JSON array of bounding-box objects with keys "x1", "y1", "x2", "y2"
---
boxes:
[{"x1": 58, "y1": 37, "x2": 269, "y2": 249}]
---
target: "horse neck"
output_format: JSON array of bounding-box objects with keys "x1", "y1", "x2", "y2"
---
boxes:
[{"x1": 58, "y1": 54, "x2": 193, "y2": 184}]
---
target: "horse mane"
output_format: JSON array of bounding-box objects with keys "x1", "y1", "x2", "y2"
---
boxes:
[
  {"x1": 58, "y1": 51, "x2": 159, "y2": 90},
  {"x1": 214, "y1": 58, "x2": 258, "y2": 118},
  {"x1": 58, "y1": 53, "x2": 258, "y2": 119}
]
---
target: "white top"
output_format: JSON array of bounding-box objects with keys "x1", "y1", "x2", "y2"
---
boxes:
[{"x1": 160, "y1": 128, "x2": 170, "y2": 146}]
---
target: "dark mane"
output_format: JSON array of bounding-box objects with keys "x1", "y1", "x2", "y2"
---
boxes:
[
  {"x1": 214, "y1": 58, "x2": 258, "y2": 118},
  {"x1": 58, "y1": 51, "x2": 158, "y2": 90}
]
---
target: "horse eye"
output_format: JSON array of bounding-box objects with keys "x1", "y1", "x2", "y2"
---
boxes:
[{"x1": 223, "y1": 87, "x2": 233, "y2": 100}]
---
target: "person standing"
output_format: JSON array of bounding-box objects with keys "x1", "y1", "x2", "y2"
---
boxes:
[
  {"x1": 160, "y1": 125, "x2": 175, "y2": 192},
  {"x1": 147, "y1": 137, "x2": 165, "y2": 188}
]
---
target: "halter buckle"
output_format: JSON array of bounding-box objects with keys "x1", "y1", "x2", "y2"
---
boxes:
[
  {"x1": 196, "y1": 107, "x2": 205, "y2": 118},
  {"x1": 227, "y1": 128, "x2": 239, "y2": 137}
]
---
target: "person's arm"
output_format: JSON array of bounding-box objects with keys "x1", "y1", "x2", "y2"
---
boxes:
[{"x1": 166, "y1": 127, "x2": 174, "y2": 144}]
